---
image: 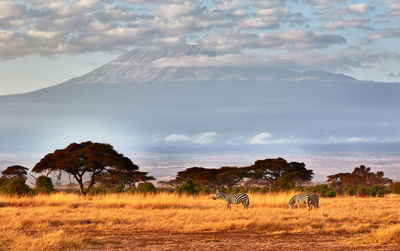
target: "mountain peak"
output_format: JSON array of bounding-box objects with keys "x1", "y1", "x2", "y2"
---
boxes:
[
  {"x1": 302, "y1": 70, "x2": 356, "y2": 82},
  {"x1": 66, "y1": 45, "x2": 238, "y2": 85},
  {"x1": 63, "y1": 46, "x2": 356, "y2": 86}
]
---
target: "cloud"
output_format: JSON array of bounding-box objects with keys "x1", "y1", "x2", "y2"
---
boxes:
[
  {"x1": 248, "y1": 132, "x2": 272, "y2": 144},
  {"x1": 327, "y1": 136, "x2": 400, "y2": 144},
  {"x1": 368, "y1": 28, "x2": 400, "y2": 41},
  {"x1": 151, "y1": 49, "x2": 362, "y2": 73},
  {"x1": 346, "y1": 3, "x2": 369, "y2": 14},
  {"x1": 383, "y1": 0, "x2": 400, "y2": 19},
  {"x1": 198, "y1": 30, "x2": 346, "y2": 51},
  {"x1": 164, "y1": 132, "x2": 217, "y2": 144},
  {"x1": 165, "y1": 134, "x2": 191, "y2": 142},
  {"x1": 323, "y1": 18, "x2": 366, "y2": 30},
  {"x1": 0, "y1": 0, "x2": 398, "y2": 84},
  {"x1": 192, "y1": 132, "x2": 217, "y2": 144}
]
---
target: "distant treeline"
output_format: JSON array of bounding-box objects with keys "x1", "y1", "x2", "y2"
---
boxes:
[{"x1": 1, "y1": 141, "x2": 399, "y2": 197}]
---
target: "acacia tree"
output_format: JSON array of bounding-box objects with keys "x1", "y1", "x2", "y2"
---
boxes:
[
  {"x1": 171, "y1": 166, "x2": 251, "y2": 190},
  {"x1": 1, "y1": 165, "x2": 29, "y2": 179},
  {"x1": 247, "y1": 158, "x2": 314, "y2": 190},
  {"x1": 327, "y1": 165, "x2": 392, "y2": 191},
  {"x1": 32, "y1": 141, "x2": 147, "y2": 195}
]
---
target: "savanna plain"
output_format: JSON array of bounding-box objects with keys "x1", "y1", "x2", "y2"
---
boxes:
[{"x1": 1, "y1": 192, "x2": 400, "y2": 250}]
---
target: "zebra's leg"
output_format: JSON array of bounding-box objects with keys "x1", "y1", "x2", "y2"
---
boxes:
[
  {"x1": 242, "y1": 200, "x2": 248, "y2": 209},
  {"x1": 227, "y1": 202, "x2": 231, "y2": 210}
]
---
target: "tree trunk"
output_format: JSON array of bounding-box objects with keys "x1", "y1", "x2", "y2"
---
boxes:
[
  {"x1": 77, "y1": 180, "x2": 86, "y2": 195},
  {"x1": 86, "y1": 177, "x2": 96, "y2": 194}
]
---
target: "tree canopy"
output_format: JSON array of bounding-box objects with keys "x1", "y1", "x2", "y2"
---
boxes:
[
  {"x1": 327, "y1": 165, "x2": 393, "y2": 191},
  {"x1": 32, "y1": 141, "x2": 151, "y2": 195},
  {"x1": 1, "y1": 165, "x2": 29, "y2": 179},
  {"x1": 247, "y1": 158, "x2": 313, "y2": 189},
  {"x1": 169, "y1": 158, "x2": 313, "y2": 191}
]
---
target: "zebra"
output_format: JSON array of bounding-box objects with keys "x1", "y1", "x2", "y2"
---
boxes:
[
  {"x1": 307, "y1": 193, "x2": 319, "y2": 210},
  {"x1": 213, "y1": 190, "x2": 249, "y2": 210},
  {"x1": 288, "y1": 192, "x2": 319, "y2": 210}
]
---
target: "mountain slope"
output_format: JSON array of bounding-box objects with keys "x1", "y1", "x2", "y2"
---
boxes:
[
  {"x1": 59, "y1": 45, "x2": 356, "y2": 85},
  {"x1": 0, "y1": 46, "x2": 399, "y2": 180}
]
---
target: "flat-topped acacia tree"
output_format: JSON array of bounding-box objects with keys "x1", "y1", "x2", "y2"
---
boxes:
[
  {"x1": 1, "y1": 165, "x2": 29, "y2": 179},
  {"x1": 32, "y1": 141, "x2": 147, "y2": 195}
]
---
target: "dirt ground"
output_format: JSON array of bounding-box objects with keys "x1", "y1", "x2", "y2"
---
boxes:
[{"x1": 83, "y1": 231, "x2": 400, "y2": 250}]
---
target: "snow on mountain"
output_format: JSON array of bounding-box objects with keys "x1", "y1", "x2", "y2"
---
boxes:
[{"x1": 64, "y1": 45, "x2": 356, "y2": 85}]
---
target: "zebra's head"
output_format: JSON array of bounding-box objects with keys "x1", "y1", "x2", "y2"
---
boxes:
[{"x1": 213, "y1": 190, "x2": 222, "y2": 200}]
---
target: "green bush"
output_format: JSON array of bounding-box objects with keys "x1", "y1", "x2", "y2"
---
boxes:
[
  {"x1": 110, "y1": 185, "x2": 123, "y2": 193},
  {"x1": 3, "y1": 178, "x2": 30, "y2": 195},
  {"x1": 390, "y1": 182, "x2": 400, "y2": 194},
  {"x1": 136, "y1": 182, "x2": 157, "y2": 194},
  {"x1": 0, "y1": 177, "x2": 9, "y2": 192},
  {"x1": 350, "y1": 185, "x2": 390, "y2": 197},
  {"x1": 88, "y1": 186, "x2": 106, "y2": 195},
  {"x1": 35, "y1": 176, "x2": 54, "y2": 193},
  {"x1": 174, "y1": 179, "x2": 202, "y2": 194},
  {"x1": 271, "y1": 178, "x2": 295, "y2": 192},
  {"x1": 357, "y1": 187, "x2": 369, "y2": 197},
  {"x1": 305, "y1": 184, "x2": 336, "y2": 197},
  {"x1": 344, "y1": 185, "x2": 357, "y2": 196},
  {"x1": 367, "y1": 185, "x2": 390, "y2": 197}
]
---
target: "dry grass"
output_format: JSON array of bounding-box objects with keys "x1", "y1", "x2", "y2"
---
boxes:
[{"x1": 1, "y1": 192, "x2": 399, "y2": 250}]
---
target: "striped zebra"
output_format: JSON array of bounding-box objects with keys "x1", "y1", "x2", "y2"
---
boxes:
[
  {"x1": 288, "y1": 192, "x2": 319, "y2": 210},
  {"x1": 307, "y1": 193, "x2": 319, "y2": 210},
  {"x1": 213, "y1": 190, "x2": 249, "y2": 210}
]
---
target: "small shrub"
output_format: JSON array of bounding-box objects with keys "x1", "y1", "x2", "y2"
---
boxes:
[
  {"x1": 4, "y1": 178, "x2": 31, "y2": 195},
  {"x1": 0, "y1": 177, "x2": 9, "y2": 192},
  {"x1": 390, "y1": 182, "x2": 400, "y2": 194},
  {"x1": 345, "y1": 185, "x2": 357, "y2": 196},
  {"x1": 306, "y1": 184, "x2": 336, "y2": 197},
  {"x1": 127, "y1": 187, "x2": 136, "y2": 193},
  {"x1": 110, "y1": 185, "x2": 123, "y2": 193},
  {"x1": 357, "y1": 187, "x2": 369, "y2": 197},
  {"x1": 88, "y1": 186, "x2": 106, "y2": 195},
  {"x1": 35, "y1": 176, "x2": 54, "y2": 193},
  {"x1": 136, "y1": 182, "x2": 157, "y2": 193},
  {"x1": 174, "y1": 179, "x2": 201, "y2": 194},
  {"x1": 368, "y1": 185, "x2": 390, "y2": 197},
  {"x1": 271, "y1": 178, "x2": 295, "y2": 192}
]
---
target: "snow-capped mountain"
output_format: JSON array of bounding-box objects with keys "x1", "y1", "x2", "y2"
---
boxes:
[
  {"x1": 63, "y1": 45, "x2": 355, "y2": 85},
  {"x1": 1, "y1": 46, "x2": 400, "y2": 180}
]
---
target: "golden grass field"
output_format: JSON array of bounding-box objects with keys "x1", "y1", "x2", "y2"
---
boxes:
[{"x1": 1, "y1": 192, "x2": 399, "y2": 250}]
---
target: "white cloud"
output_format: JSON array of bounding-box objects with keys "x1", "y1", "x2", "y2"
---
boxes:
[
  {"x1": 327, "y1": 136, "x2": 400, "y2": 144},
  {"x1": 165, "y1": 134, "x2": 191, "y2": 142},
  {"x1": 192, "y1": 132, "x2": 217, "y2": 144},
  {"x1": 158, "y1": 2, "x2": 198, "y2": 19},
  {"x1": 323, "y1": 18, "x2": 365, "y2": 30},
  {"x1": 164, "y1": 132, "x2": 217, "y2": 144},
  {"x1": 248, "y1": 132, "x2": 272, "y2": 144},
  {"x1": 346, "y1": 3, "x2": 369, "y2": 14}
]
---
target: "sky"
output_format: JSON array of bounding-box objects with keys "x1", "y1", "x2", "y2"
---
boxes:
[{"x1": 1, "y1": 0, "x2": 400, "y2": 95}]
